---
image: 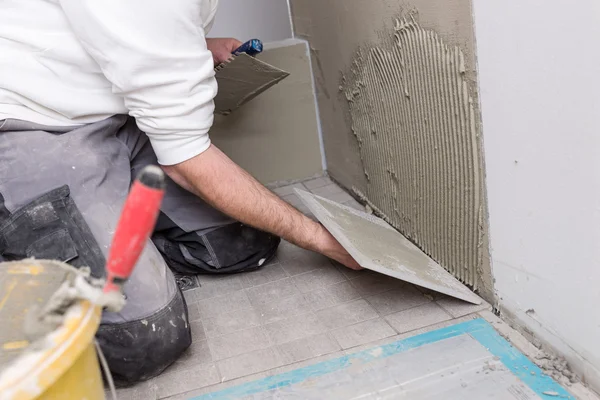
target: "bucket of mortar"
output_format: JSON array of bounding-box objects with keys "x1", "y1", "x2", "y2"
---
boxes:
[{"x1": 0, "y1": 259, "x2": 104, "y2": 400}]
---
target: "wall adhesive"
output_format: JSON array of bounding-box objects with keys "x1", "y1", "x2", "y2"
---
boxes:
[{"x1": 341, "y1": 16, "x2": 485, "y2": 290}]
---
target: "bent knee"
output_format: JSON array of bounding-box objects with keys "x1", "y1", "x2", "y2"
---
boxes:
[{"x1": 96, "y1": 288, "x2": 191, "y2": 385}]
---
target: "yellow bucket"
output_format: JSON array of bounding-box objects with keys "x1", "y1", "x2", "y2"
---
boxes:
[{"x1": 0, "y1": 260, "x2": 104, "y2": 400}]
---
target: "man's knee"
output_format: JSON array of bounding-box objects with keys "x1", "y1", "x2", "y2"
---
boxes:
[{"x1": 96, "y1": 287, "x2": 192, "y2": 385}]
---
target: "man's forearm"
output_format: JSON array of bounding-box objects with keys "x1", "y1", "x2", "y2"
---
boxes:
[{"x1": 162, "y1": 144, "x2": 326, "y2": 252}]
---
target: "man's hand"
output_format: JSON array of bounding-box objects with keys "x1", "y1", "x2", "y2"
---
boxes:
[
  {"x1": 206, "y1": 38, "x2": 242, "y2": 66},
  {"x1": 162, "y1": 145, "x2": 362, "y2": 270}
]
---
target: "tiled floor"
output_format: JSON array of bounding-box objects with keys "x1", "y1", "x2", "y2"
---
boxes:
[{"x1": 113, "y1": 176, "x2": 491, "y2": 400}]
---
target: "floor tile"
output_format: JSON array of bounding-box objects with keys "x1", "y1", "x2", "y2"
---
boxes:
[
  {"x1": 271, "y1": 349, "x2": 347, "y2": 376},
  {"x1": 304, "y1": 281, "x2": 361, "y2": 311},
  {"x1": 330, "y1": 318, "x2": 396, "y2": 349},
  {"x1": 272, "y1": 183, "x2": 306, "y2": 197},
  {"x1": 187, "y1": 302, "x2": 201, "y2": 322},
  {"x1": 217, "y1": 347, "x2": 284, "y2": 382},
  {"x1": 183, "y1": 288, "x2": 198, "y2": 304},
  {"x1": 436, "y1": 295, "x2": 490, "y2": 318},
  {"x1": 207, "y1": 326, "x2": 271, "y2": 360},
  {"x1": 194, "y1": 274, "x2": 246, "y2": 301},
  {"x1": 385, "y1": 302, "x2": 453, "y2": 333},
  {"x1": 263, "y1": 312, "x2": 327, "y2": 345},
  {"x1": 311, "y1": 184, "x2": 354, "y2": 203},
  {"x1": 253, "y1": 293, "x2": 312, "y2": 324},
  {"x1": 241, "y1": 263, "x2": 289, "y2": 289},
  {"x1": 246, "y1": 277, "x2": 300, "y2": 306},
  {"x1": 112, "y1": 381, "x2": 156, "y2": 400},
  {"x1": 190, "y1": 319, "x2": 206, "y2": 341},
  {"x1": 281, "y1": 193, "x2": 312, "y2": 214},
  {"x1": 291, "y1": 265, "x2": 346, "y2": 294},
  {"x1": 203, "y1": 307, "x2": 262, "y2": 338},
  {"x1": 278, "y1": 333, "x2": 341, "y2": 364},
  {"x1": 333, "y1": 261, "x2": 378, "y2": 280},
  {"x1": 197, "y1": 290, "x2": 251, "y2": 320},
  {"x1": 350, "y1": 273, "x2": 407, "y2": 296},
  {"x1": 315, "y1": 299, "x2": 379, "y2": 330},
  {"x1": 173, "y1": 339, "x2": 213, "y2": 369},
  {"x1": 151, "y1": 363, "x2": 220, "y2": 399},
  {"x1": 365, "y1": 286, "x2": 430, "y2": 316},
  {"x1": 278, "y1": 245, "x2": 333, "y2": 276},
  {"x1": 303, "y1": 176, "x2": 332, "y2": 190},
  {"x1": 311, "y1": 183, "x2": 345, "y2": 196}
]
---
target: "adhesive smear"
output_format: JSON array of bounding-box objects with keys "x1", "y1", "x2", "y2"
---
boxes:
[{"x1": 342, "y1": 16, "x2": 484, "y2": 289}]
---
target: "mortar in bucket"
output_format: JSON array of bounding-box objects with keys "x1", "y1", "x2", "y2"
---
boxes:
[{"x1": 0, "y1": 165, "x2": 166, "y2": 399}]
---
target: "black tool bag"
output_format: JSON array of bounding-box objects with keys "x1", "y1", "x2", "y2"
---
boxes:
[{"x1": 152, "y1": 213, "x2": 280, "y2": 275}]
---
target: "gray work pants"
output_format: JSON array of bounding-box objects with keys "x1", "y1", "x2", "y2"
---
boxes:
[{"x1": 0, "y1": 115, "x2": 279, "y2": 384}]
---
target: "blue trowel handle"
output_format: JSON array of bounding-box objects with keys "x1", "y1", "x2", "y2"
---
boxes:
[{"x1": 233, "y1": 39, "x2": 263, "y2": 56}]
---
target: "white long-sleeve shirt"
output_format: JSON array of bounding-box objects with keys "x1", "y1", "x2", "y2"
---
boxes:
[{"x1": 0, "y1": 0, "x2": 219, "y2": 165}]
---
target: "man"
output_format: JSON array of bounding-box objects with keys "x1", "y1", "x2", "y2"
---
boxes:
[{"x1": 0, "y1": 0, "x2": 360, "y2": 385}]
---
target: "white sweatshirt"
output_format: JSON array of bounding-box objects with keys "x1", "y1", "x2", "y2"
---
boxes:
[{"x1": 0, "y1": 0, "x2": 219, "y2": 165}]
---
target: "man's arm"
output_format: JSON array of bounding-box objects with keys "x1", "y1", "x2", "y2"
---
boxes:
[
  {"x1": 162, "y1": 145, "x2": 362, "y2": 270},
  {"x1": 59, "y1": 0, "x2": 360, "y2": 269}
]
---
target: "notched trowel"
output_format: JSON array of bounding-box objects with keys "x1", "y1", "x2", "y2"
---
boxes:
[{"x1": 214, "y1": 39, "x2": 290, "y2": 115}]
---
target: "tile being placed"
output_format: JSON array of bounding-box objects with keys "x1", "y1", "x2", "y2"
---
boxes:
[
  {"x1": 272, "y1": 183, "x2": 306, "y2": 197},
  {"x1": 436, "y1": 295, "x2": 491, "y2": 318},
  {"x1": 330, "y1": 318, "x2": 396, "y2": 349},
  {"x1": 281, "y1": 193, "x2": 312, "y2": 214},
  {"x1": 333, "y1": 261, "x2": 378, "y2": 280},
  {"x1": 296, "y1": 189, "x2": 482, "y2": 305},
  {"x1": 350, "y1": 273, "x2": 407, "y2": 296},
  {"x1": 343, "y1": 198, "x2": 365, "y2": 211}
]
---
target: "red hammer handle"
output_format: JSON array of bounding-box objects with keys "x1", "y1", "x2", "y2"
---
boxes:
[{"x1": 104, "y1": 165, "x2": 166, "y2": 293}]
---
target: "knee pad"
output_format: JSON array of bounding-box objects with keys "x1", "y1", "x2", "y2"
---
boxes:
[
  {"x1": 96, "y1": 288, "x2": 192, "y2": 385},
  {"x1": 0, "y1": 185, "x2": 105, "y2": 278}
]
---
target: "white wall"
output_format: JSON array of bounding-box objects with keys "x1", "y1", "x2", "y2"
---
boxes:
[
  {"x1": 209, "y1": 0, "x2": 292, "y2": 42},
  {"x1": 473, "y1": 0, "x2": 600, "y2": 388}
]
